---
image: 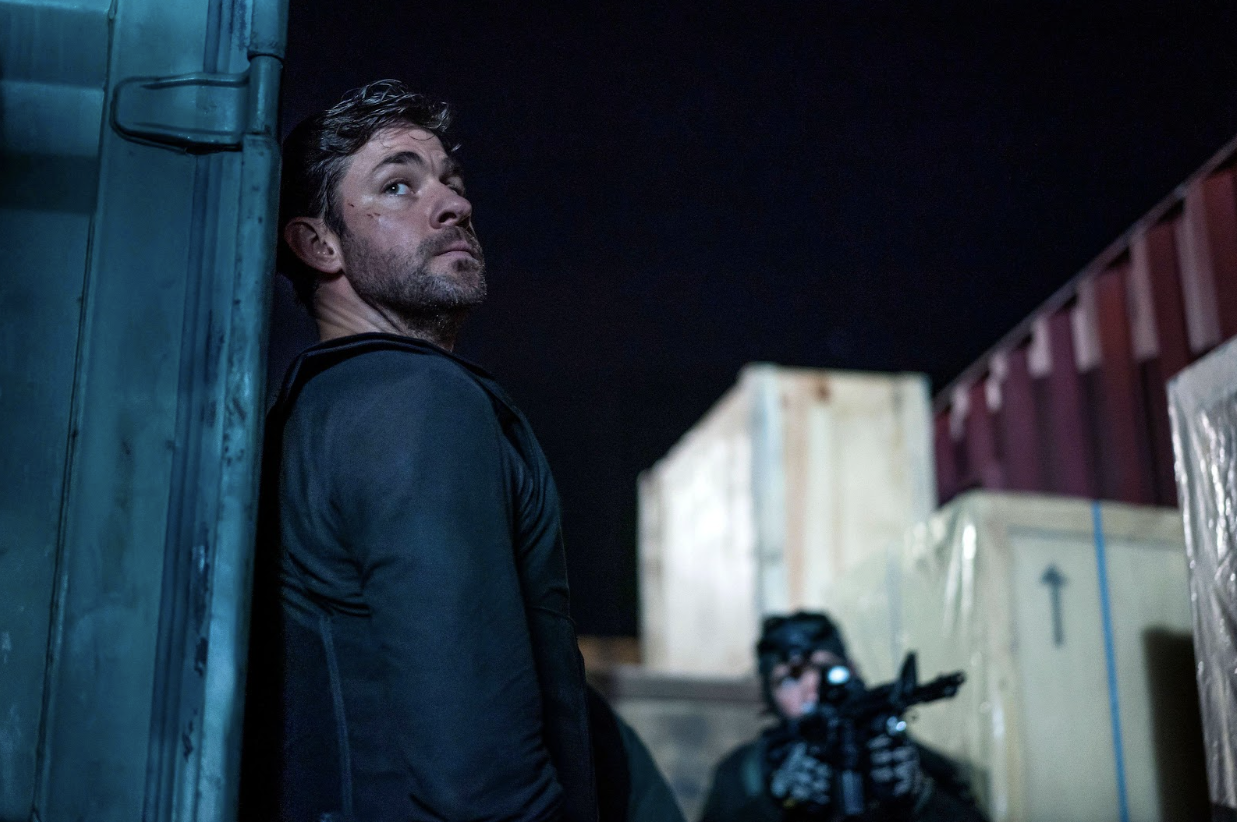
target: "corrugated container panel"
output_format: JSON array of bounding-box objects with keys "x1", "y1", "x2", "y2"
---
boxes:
[
  {"x1": 1093, "y1": 265, "x2": 1156, "y2": 504},
  {"x1": 1130, "y1": 220, "x2": 1190, "y2": 505},
  {"x1": 1183, "y1": 169, "x2": 1237, "y2": 344},
  {"x1": 935, "y1": 135, "x2": 1237, "y2": 508},
  {"x1": 0, "y1": 3, "x2": 110, "y2": 814},
  {"x1": 0, "y1": 0, "x2": 286, "y2": 818},
  {"x1": 964, "y1": 379, "x2": 1002, "y2": 490},
  {"x1": 934, "y1": 414, "x2": 962, "y2": 508},
  {"x1": 638, "y1": 364, "x2": 934, "y2": 675},
  {"x1": 1044, "y1": 308, "x2": 1097, "y2": 497},
  {"x1": 996, "y1": 347, "x2": 1041, "y2": 492}
]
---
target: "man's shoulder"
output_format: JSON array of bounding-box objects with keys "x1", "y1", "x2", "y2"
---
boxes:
[
  {"x1": 712, "y1": 736, "x2": 763, "y2": 787},
  {"x1": 306, "y1": 345, "x2": 478, "y2": 394},
  {"x1": 717, "y1": 738, "x2": 760, "y2": 767},
  {"x1": 283, "y1": 336, "x2": 493, "y2": 422},
  {"x1": 700, "y1": 736, "x2": 775, "y2": 822}
]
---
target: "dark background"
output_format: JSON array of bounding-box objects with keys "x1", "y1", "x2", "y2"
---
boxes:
[{"x1": 278, "y1": 1, "x2": 1237, "y2": 636}]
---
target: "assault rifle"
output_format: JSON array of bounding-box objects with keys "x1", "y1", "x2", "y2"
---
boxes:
[{"x1": 799, "y1": 652, "x2": 965, "y2": 819}]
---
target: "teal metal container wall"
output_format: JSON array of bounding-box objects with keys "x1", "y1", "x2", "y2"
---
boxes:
[{"x1": 0, "y1": 0, "x2": 287, "y2": 819}]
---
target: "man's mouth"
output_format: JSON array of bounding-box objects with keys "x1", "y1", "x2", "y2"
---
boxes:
[
  {"x1": 438, "y1": 242, "x2": 476, "y2": 258},
  {"x1": 433, "y1": 233, "x2": 481, "y2": 260}
]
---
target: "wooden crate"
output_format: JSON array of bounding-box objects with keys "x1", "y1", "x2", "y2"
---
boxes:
[
  {"x1": 844, "y1": 492, "x2": 1207, "y2": 822},
  {"x1": 637, "y1": 364, "x2": 934, "y2": 675}
]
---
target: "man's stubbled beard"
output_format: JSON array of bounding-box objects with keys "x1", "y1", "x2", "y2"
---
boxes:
[{"x1": 341, "y1": 226, "x2": 487, "y2": 337}]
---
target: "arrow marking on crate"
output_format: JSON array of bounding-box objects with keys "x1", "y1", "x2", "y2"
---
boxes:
[{"x1": 1041, "y1": 564, "x2": 1067, "y2": 646}]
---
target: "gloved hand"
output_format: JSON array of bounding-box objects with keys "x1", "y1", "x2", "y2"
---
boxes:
[
  {"x1": 766, "y1": 736, "x2": 833, "y2": 816},
  {"x1": 864, "y1": 722, "x2": 922, "y2": 805}
]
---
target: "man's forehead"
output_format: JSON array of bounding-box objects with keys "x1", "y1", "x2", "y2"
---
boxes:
[{"x1": 353, "y1": 126, "x2": 454, "y2": 172}]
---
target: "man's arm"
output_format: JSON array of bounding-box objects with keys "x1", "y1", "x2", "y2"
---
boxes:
[{"x1": 329, "y1": 354, "x2": 560, "y2": 820}]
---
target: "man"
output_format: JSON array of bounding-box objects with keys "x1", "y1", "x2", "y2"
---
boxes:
[
  {"x1": 699, "y1": 613, "x2": 986, "y2": 822},
  {"x1": 242, "y1": 80, "x2": 668, "y2": 822}
]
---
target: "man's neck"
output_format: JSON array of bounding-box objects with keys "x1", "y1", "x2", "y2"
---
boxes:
[{"x1": 314, "y1": 279, "x2": 461, "y2": 351}]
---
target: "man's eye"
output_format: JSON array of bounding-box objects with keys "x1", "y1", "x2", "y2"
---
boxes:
[{"x1": 385, "y1": 181, "x2": 412, "y2": 195}]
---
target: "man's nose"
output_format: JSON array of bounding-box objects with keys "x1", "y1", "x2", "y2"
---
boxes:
[{"x1": 432, "y1": 185, "x2": 473, "y2": 228}]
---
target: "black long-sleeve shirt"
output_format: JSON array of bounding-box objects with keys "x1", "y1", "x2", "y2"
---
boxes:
[{"x1": 248, "y1": 334, "x2": 596, "y2": 822}]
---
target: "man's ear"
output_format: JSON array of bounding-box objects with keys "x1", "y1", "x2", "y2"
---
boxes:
[{"x1": 284, "y1": 217, "x2": 344, "y2": 275}]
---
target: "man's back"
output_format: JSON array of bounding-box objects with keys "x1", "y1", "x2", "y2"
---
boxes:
[{"x1": 245, "y1": 335, "x2": 595, "y2": 822}]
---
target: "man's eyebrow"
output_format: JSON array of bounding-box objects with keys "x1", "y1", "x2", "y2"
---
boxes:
[
  {"x1": 371, "y1": 151, "x2": 464, "y2": 180},
  {"x1": 372, "y1": 151, "x2": 425, "y2": 175}
]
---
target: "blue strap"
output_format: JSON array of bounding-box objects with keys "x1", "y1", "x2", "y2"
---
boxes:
[{"x1": 1092, "y1": 501, "x2": 1130, "y2": 822}]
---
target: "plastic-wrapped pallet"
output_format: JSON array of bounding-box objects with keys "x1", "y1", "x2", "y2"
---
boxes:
[
  {"x1": 1169, "y1": 336, "x2": 1237, "y2": 821},
  {"x1": 637, "y1": 364, "x2": 934, "y2": 675},
  {"x1": 844, "y1": 492, "x2": 1207, "y2": 822}
]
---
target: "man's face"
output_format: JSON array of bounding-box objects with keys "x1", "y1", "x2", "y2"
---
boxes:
[
  {"x1": 769, "y1": 649, "x2": 849, "y2": 720},
  {"x1": 333, "y1": 125, "x2": 486, "y2": 322}
]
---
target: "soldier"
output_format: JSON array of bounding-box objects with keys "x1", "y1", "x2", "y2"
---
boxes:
[
  {"x1": 700, "y1": 612, "x2": 986, "y2": 822},
  {"x1": 243, "y1": 79, "x2": 678, "y2": 822}
]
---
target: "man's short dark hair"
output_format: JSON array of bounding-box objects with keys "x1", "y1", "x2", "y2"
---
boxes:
[{"x1": 278, "y1": 80, "x2": 453, "y2": 309}]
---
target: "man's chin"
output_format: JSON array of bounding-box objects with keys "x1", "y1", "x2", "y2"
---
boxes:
[
  {"x1": 432, "y1": 263, "x2": 487, "y2": 303},
  {"x1": 407, "y1": 275, "x2": 487, "y2": 311},
  {"x1": 439, "y1": 255, "x2": 484, "y2": 276}
]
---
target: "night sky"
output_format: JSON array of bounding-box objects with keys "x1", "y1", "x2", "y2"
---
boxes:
[{"x1": 276, "y1": 2, "x2": 1237, "y2": 635}]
